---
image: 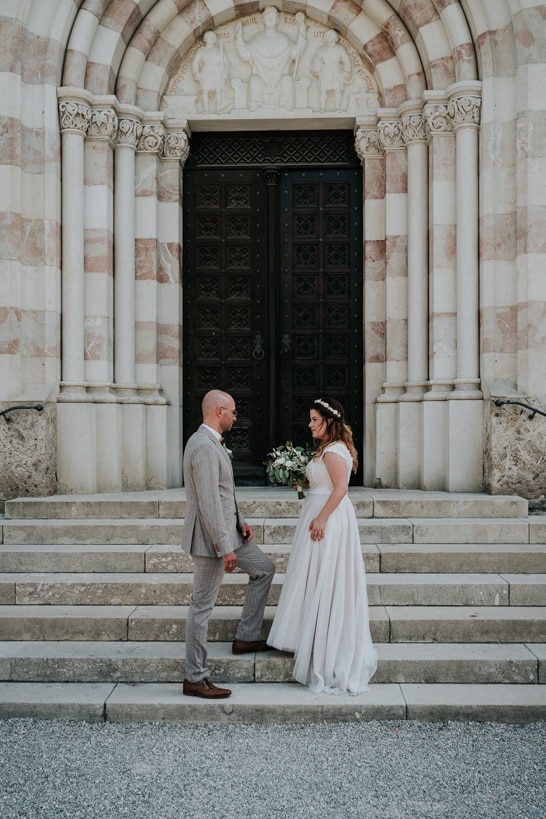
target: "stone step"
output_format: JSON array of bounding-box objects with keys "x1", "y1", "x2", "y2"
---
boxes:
[
  {"x1": 3, "y1": 542, "x2": 544, "y2": 574},
  {"x1": 3, "y1": 571, "x2": 541, "y2": 607},
  {"x1": 0, "y1": 681, "x2": 544, "y2": 723},
  {"x1": 0, "y1": 641, "x2": 542, "y2": 685},
  {"x1": 0, "y1": 516, "x2": 533, "y2": 546},
  {"x1": 1, "y1": 605, "x2": 545, "y2": 643},
  {"x1": 0, "y1": 543, "x2": 378, "y2": 574},
  {"x1": 4, "y1": 488, "x2": 528, "y2": 521}
]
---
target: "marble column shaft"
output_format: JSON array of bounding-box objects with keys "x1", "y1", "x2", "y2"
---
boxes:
[
  {"x1": 448, "y1": 84, "x2": 482, "y2": 393},
  {"x1": 114, "y1": 113, "x2": 142, "y2": 385},
  {"x1": 58, "y1": 93, "x2": 91, "y2": 384}
]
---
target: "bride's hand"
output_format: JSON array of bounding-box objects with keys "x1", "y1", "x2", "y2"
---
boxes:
[{"x1": 309, "y1": 517, "x2": 326, "y2": 541}]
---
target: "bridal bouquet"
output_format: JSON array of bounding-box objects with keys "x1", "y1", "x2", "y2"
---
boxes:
[{"x1": 264, "y1": 441, "x2": 313, "y2": 499}]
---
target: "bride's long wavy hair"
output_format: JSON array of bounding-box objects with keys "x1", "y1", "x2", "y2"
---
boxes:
[{"x1": 310, "y1": 398, "x2": 358, "y2": 473}]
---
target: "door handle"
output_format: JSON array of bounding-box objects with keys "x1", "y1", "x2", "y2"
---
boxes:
[
  {"x1": 280, "y1": 332, "x2": 292, "y2": 359},
  {"x1": 253, "y1": 331, "x2": 265, "y2": 360}
]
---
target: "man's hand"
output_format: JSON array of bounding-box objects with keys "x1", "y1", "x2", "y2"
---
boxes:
[
  {"x1": 240, "y1": 523, "x2": 253, "y2": 543},
  {"x1": 223, "y1": 550, "x2": 238, "y2": 573}
]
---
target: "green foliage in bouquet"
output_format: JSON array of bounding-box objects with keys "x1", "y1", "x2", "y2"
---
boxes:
[{"x1": 264, "y1": 441, "x2": 313, "y2": 499}]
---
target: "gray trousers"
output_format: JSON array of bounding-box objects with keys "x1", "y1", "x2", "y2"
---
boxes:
[{"x1": 184, "y1": 540, "x2": 275, "y2": 683}]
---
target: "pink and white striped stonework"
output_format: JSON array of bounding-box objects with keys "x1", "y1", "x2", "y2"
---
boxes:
[{"x1": 0, "y1": 0, "x2": 545, "y2": 499}]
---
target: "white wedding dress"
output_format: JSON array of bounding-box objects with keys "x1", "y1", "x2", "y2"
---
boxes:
[{"x1": 267, "y1": 443, "x2": 377, "y2": 695}]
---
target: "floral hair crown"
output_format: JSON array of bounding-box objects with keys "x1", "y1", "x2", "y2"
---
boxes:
[{"x1": 314, "y1": 398, "x2": 341, "y2": 418}]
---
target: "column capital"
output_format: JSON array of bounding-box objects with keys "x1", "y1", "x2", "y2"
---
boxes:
[
  {"x1": 160, "y1": 130, "x2": 190, "y2": 163},
  {"x1": 87, "y1": 107, "x2": 118, "y2": 142},
  {"x1": 354, "y1": 126, "x2": 383, "y2": 160},
  {"x1": 447, "y1": 94, "x2": 482, "y2": 130},
  {"x1": 137, "y1": 122, "x2": 165, "y2": 154},
  {"x1": 58, "y1": 98, "x2": 92, "y2": 136},
  {"x1": 377, "y1": 117, "x2": 404, "y2": 151},
  {"x1": 116, "y1": 117, "x2": 143, "y2": 149},
  {"x1": 400, "y1": 112, "x2": 427, "y2": 146},
  {"x1": 423, "y1": 102, "x2": 453, "y2": 139}
]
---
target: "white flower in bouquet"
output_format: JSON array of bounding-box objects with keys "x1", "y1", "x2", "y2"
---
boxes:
[{"x1": 264, "y1": 441, "x2": 313, "y2": 499}]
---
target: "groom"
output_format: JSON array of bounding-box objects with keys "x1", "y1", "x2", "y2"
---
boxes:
[{"x1": 182, "y1": 389, "x2": 275, "y2": 699}]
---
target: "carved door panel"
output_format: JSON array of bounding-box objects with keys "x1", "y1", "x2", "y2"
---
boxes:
[
  {"x1": 183, "y1": 170, "x2": 270, "y2": 483},
  {"x1": 278, "y1": 170, "x2": 363, "y2": 483},
  {"x1": 183, "y1": 134, "x2": 363, "y2": 485}
]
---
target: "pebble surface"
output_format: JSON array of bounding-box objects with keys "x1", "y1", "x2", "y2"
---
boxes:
[{"x1": 1, "y1": 719, "x2": 544, "y2": 818}]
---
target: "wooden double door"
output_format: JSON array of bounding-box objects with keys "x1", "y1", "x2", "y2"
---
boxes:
[{"x1": 183, "y1": 132, "x2": 363, "y2": 484}]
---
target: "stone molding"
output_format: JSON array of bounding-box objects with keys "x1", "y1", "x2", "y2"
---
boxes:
[{"x1": 58, "y1": 383, "x2": 167, "y2": 405}]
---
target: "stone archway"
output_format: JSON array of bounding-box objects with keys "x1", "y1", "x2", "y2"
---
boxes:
[{"x1": 55, "y1": 1, "x2": 486, "y2": 493}]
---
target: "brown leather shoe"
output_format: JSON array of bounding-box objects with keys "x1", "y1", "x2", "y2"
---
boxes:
[
  {"x1": 182, "y1": 678, "x2": 231, "y2": 699},
  {"x1": 232, "y1": 638, "x2": 274, "y2": 655}
]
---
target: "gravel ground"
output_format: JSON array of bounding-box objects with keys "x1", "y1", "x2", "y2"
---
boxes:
[{"x1": 0, "y1": 719, "x2": 544, "y2": 819}]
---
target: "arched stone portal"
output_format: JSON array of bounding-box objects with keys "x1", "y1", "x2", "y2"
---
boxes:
[
  {"x1": 2, "y1": 1, "x2": 544, "y2": 499},
  {"x1": 56, "y1": 1, "x2": 483, "y2": 492}
]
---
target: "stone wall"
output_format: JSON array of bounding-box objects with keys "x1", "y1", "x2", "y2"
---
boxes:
[
  {"x1": 485, "y1": 398, "x2": 546, "y2": 499},
  {"x1": 0, "y1": 403, "x2": 56, "y2": 501}
]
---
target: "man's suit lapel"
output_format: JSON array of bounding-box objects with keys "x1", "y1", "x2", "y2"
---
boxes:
[{"x1": 199, "y1": 424, "x2": 232, "y2": 467}]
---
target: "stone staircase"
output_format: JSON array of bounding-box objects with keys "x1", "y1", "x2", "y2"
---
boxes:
[{"x1": 0, "y1": 488, "x2": 545, "y2": 724}]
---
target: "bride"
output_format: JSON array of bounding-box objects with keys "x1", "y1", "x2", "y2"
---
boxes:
[{"x1": 267, "y1": 398, "x2": 377, "y2": 695}]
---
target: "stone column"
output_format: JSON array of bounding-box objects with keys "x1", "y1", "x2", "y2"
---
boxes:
[
  {"x1": 57, "y1": 90, "x2": 92, "y2": 385},
  {"x1": 155, "y1": 127, "x2": 189, "y2": 487},
  {"x1": 396, "y1": 104, "x2": 428, "y2": 487},
  {"x1": 400, "y1": 104, "x2": 428, "y2": 394},
  {"x1": 57, "y1": 91, "x2": 97, "y2": 493},
  {"x1": 355, "y1": 121, "x2": 385, "y2": 487},
  {"x1": 135, "y1": 118, "x2": 164, "y2": 386},
  {"x1": 376, "y1": 113, "x2": 407, "y2": 488},
  {"x1": 447, "y1": 82, "x2": 483, "y2": 491},
  {"x1": 448, "y1": 83, "x2": 482, "y2": 397},
  {"x1": 85, "y1": 101, "x2": 117, "y2": 385},
  {"x1": 114, "y1": 109, "x2": 142, "y2": 385},
  {"x1": 422, "y1": 95, "x2": 456, "y2": 488}
]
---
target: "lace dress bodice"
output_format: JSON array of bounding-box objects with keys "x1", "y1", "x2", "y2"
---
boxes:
[{"x1": 306, "y1": 443, "x2": 352, "y2": 493}]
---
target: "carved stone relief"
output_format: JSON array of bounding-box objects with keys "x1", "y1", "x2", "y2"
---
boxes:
[{"x1": 164, "y1": 8, "x2": 378, "y2": 121}]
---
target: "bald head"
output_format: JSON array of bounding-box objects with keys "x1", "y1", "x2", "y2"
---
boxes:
[
  {"x1": 202, "y1": 390, "x2": 231, "y2": 417},
  {"x1": 201, "y1": 390, "x2": 237, "y2": 433}
]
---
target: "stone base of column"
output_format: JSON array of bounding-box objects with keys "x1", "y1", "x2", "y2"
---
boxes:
[
  {"x1": 446, "y1": 397, "x2": 484, "y2": 492},
  {"x1": 57, "y1": 396, "x2": 173, "y2": 493},
  {"x1": 422, "y1": 399, "x2": 447, "y2": 490},
  {"x1": 398, "y1": 401, "x2": 422, "y2": 488},
  {"x1": 375, "y1": 400, "x2": 398, "y2": 488}
]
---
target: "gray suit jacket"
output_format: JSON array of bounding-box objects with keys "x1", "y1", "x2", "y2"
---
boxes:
[{"x1": 182, "y1": 424, "x2": 246, "y2": 558}]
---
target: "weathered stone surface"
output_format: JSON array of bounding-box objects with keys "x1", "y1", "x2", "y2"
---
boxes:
[
  {"x1": 0, "y1": 605, "x2": 131, "y2": 641},
  {"x1": 379, "y1": 543, "x2": 546, "y2": 574},
  {"x1": 403, "y1": 683, "x2": 546, "y2": 722},
  {"x1": 373, "y1": 643, "x2": 538, "y2": 684},
  {"x1": 485, "y1": 399, "x2": 546, "y2": 499},
  {"x1": 387, "y1": 606, "x2": 546, "y2": 643},
  {"x1": 0, "y1": 403, "x2": 56, "y2": 502},
  {"x1": 105, "y1": 682, "x2": 406, "y2": 724},
  {"x1": 0, "y1": 682, "x2": 115, "y2": 721}
]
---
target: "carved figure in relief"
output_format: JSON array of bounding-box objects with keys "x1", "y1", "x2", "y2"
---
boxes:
[
  {"x1": 312, "y1": 30, "x2": 352, "y2": 112},
  {"x1": 192, "y1": 31, "x2": 229, "y2": 113},
  {"x1": 235, "y1": 6, "x2": 306, "y2": 111}
]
